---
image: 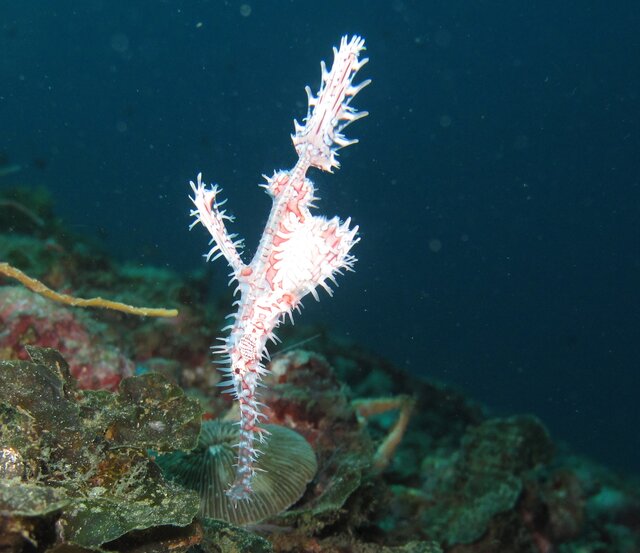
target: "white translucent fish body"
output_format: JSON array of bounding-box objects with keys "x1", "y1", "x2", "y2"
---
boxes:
[{"x1": 190, "y1": 36, "x2": 369, "y2": 501}]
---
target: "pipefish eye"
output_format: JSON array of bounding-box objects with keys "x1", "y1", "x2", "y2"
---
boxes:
[{"x1": 155, "y1": 419, "x2": 317, "y2": 525}]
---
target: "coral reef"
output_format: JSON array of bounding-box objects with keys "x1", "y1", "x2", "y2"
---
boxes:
[{"x1": 1, "y1": 186, "x2": 639, "y2": 552}]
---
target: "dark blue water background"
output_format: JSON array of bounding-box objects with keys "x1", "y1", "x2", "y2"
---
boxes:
[{"x1": 2, "y1": 1, "x2": 639, "y2": 473}]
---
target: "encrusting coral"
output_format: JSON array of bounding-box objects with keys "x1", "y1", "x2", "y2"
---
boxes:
[
  {"x1": 0, "y1": 346, "x2": 202, "y2": 550},
  {"x1": 0, "y1": 286, "x2": 135, "y2": 390}
]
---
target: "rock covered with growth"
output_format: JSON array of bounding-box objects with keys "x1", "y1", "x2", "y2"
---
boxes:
[
  {"x1": 240, "y1": 350, "x2": 438, "y2": 551},
  {"x1": 0, "y1": 286, "x2": 134, "y2": 390},
  {"x1": 264, "y1": 351, "x2": 376, "y2": 526},
  {"x1": 0, "y1": 347, "x2": 203, "y2": 552},
  {"x1": 417, "y1": 415, "x2": 554, "y2": 548},
  {"x1": 0, "y1": 338, "x2": 638, "y2": 553},
  {"x1": 314, "y1": 338, "x2": 640, "y2": 553}
]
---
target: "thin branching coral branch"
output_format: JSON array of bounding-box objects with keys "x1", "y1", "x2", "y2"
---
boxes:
[
  {"x1": 353, "y1": 395, "x2": 416, "y2": 472},
  {"x1": 0, "y1": 262, "x2": 178, "y2": 318}
]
